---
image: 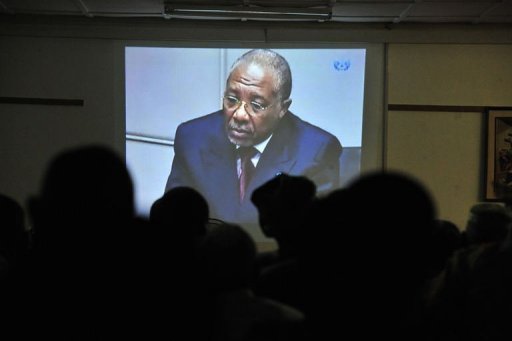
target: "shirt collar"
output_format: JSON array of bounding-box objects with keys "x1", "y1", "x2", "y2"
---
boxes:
[{"x1": 237, "y1": 134, "x2": 272, "y2": 154}]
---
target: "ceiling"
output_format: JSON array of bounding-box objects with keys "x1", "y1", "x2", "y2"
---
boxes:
[{"x1": 0, "y1": 0, "x2": 511, "y2": 25}]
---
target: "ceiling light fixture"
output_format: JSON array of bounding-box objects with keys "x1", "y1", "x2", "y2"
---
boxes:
[{"x1": 163, "y1": 3, "x2": 332, "y2": 21}]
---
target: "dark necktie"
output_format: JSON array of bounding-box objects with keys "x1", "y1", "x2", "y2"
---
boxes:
[{"x1": 238, "y1": 146, "x2": 258, "y2": 202}]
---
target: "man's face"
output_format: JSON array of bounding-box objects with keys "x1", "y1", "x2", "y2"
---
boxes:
[{"x1": 223, "y1": 63, "x2": 289, "y2": 147}]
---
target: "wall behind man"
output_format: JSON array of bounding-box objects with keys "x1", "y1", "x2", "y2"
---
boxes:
[
  {"x1": 0, "y1": 36, "x2": 123, "y2": 213},
  {"x1": 386, "y1": 44, "x2": 512, "y2": 229},
  {"x1": 0, "y1": 19, "x2": 511, "y2": 231}
]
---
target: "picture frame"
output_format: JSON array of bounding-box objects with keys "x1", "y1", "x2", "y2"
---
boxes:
[{"x1": 486, "y1": 110, "x2": 512, "y2": 201}]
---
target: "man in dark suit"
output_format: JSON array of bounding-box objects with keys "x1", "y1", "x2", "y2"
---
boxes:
[{"x1": 165, "y1": 49, "x2": 342, "y2": 225}]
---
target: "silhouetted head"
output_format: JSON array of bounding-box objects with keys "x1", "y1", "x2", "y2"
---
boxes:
[
  {"x1": 150, "y1": 186, "x2": 209, "y2": 237},
  {"x1": 346, "y1": 171, "x2": 437, "y2": 229},
  {"x1": 429, "y1": 219, "x2": 462, "y2": 277},
  {"x1": 433, "y1": 219, "x2": 462, "y2": 252},
  {"x1": 30, "y1": 145, "x2": 134, "y2": 242},
  {"x1": 343, "y1": 171, "x2": 438, "y2": 281},
  {"x1": 197, "y1": 222, "x2": 256, "y2": 292},
  {"x1": 465, "y1": 203, "x2": 512, "y2": 244},
  {"x1": 251, "y1": 173, "x2": 316, "y2": 239}
]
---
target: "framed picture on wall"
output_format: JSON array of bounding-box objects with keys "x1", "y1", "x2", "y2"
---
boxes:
[{"x1": 486, "y1": 110, "x2": 512, "y2": 201}]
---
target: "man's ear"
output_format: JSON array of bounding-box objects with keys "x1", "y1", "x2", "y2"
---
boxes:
[{"x1": 279, "y1": 98, "x2": 292, "y2": 118}]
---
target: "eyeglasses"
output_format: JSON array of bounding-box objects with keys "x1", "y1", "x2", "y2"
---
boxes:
[{"x1": 223, "y1": 95, "x2": 275, "y2": 117}]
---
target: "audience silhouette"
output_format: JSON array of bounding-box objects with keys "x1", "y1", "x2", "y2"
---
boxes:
[
  {"x1": 0, "y1": 194, "x2": 29, "y2": 282},
  {"x1": 427, "y1": 204, "x2": 512, "y2": 340},
  {"x1": 429, "y1": 219, "x2": 463, "y2": 278},
  {"x1": 150, "y1": 186, "x2": 208, "y2": 242},
  {"x1": 197, "y1": 222, "x2": 304, "y2": 341},
  {"x1": 5, "y1": 144, "x2": 512, "y2": 340},
  {"x1": 299, "y1": 171, "x2": 438, "y2": 340},
  {"x1": 462, "y1": 202, "x2": 512, "y2": 246},
  {"x1": 251, "y1": 173, "x2": 315, "y2": 263},
  {"x1": 250, "y1": 174, "x2": 315, "y2": 311},
  {"x1": 22, "y1": 145, "x2": 139, "y2": 337},
  {"x1": 149, "y1": 185, "x2": 213, "y2": 339}
]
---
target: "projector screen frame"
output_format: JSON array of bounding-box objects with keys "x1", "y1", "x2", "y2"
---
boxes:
[{"x1": 116, "y1": 40, "x2": 384, "y2": 238}]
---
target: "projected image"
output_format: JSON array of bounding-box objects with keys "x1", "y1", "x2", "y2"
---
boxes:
[{"x1": 126, "y1": 47, "x2": 366, "y2": 228}]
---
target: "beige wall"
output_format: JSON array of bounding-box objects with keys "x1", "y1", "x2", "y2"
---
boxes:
[
  {"x1": 386, "y1": 44, "x2": 512, "y2": 229},
  {"x1": 388, "y1": 44, "x2": 512, "y2": 106},
  {"x1": 0, "y1": 36, "x2": 124, "y2": 210}
]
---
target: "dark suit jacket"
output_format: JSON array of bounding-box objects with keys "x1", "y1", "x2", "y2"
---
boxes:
[{"x1": 165, "y1": 110, "x2": 342, "y2": 225}]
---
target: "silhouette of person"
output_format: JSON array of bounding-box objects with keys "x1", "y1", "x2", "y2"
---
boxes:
[
  {"x1": 251, "y1": 173, "x2": 316, "y2": 310},
  {"x1": 197, "y1": 222, "x2": 304, "y2": 341},
  {"x1": 150, "y1": 186, "x2": 209, "y2": 242},
  {"x1": 0, "y1": 194, "x2": 28, "y2": 282},
  {"x1": 300, "y1": 171, "x2": 438, "y2": 340},
  {"x1": 25, "y1": 145, "x2": 138, "y2": 338},
  {"x1": 463, "y1": 203, "x2": 512, "y2": 246},
  {"x1": 149, "y1": 187, "x2": 213, "y2": 340}
]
